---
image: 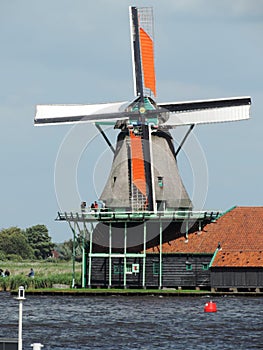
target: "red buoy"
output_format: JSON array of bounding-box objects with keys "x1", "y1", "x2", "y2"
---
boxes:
[{"x1": 204, "y1": 301, "x2": 217, "y2": 313}]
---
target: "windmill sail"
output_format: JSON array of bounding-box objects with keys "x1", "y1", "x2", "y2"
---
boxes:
[
  {"x1": 34, "y1": 102, "x2": 131, "y2": 126},
  {"x1": 130, "y1": 6, "x2": 156, "y2": 98},
  {"x1": 158, "y1": 96, "x2": 251, "y2": 128},
  {"x1": 34, "y1": 96, "x2": 251, "y2": 127}
]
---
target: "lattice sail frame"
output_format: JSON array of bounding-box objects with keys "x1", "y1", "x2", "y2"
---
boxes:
[{"x1": 130, "y1": 7, "x2": 156, "y2": 99}]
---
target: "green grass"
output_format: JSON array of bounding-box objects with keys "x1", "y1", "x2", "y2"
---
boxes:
[
  {"x1": 0, "y1": 260, "x2": 81, "y2": 276},
  {"x1": 0, "y1": 260, "x2": 81, "y2": 290},
  {"x1": 14, "y1": 287, "x2": 211, "y2": 296}
]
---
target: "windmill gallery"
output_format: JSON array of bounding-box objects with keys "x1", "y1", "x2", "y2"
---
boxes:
[{"x1": 35, "y1": 7, "x2": 263, "y2": 292}]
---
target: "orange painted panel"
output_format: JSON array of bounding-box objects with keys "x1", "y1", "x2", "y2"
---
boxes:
[
  {"x1": 139, "y1": 28, "x2": 156, "y2": 97},
  {"x1": 130, "y1": 131, "x2": 147, "y2": 196}
]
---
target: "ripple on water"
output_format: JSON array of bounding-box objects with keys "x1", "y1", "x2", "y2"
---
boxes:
[{"x1": 0, "y1": 294, "x2": 263, "y2": 350}]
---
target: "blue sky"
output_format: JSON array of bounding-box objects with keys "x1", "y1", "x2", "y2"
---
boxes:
[{"x1": 1, "y1": 1, "x2": 262, "y2": 242}]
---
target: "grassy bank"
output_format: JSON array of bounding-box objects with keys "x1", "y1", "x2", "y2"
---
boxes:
[
  {"x1": 0, "y1": 260, "x2": 81, "y2": 276},
  {"x1": 0, "y1": 260, "x2": 81, "y2": 290},
  {"x1": 22, "y1": 288, "x2": 211, "y2": 295}
]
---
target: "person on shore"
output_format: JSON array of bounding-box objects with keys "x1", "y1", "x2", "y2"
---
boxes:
[
  {"x1": 27, "y1": 268, "x2": 35, "y2": 278},
  {"x1": 4, "y1": 269, "x2": 10, "y2": 277}
]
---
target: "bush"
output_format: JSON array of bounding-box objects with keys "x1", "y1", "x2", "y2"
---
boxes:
[
  {"x1": 6, "y1": 254, "x2": 23, "y2": 262},
  {"x1": 0, "y1": 252, "x2": 6, "y2": 261}
]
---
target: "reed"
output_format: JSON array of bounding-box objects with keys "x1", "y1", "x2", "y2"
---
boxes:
[
  {"x1": 0, "y1": 273, "x2": 81, "y2": 290},
  {"x1": 0, "y1": 260, "x2": 81, "y2": 290}
]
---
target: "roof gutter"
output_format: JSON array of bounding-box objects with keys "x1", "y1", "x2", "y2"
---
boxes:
[{"x1": 209, "y1": 248, "x2": 220, "y2": 268}]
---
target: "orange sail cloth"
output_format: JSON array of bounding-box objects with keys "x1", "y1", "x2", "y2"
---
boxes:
[
  {"x1": 129, "y1": 131, "x2": 147, "y2": 196},
  {"x1": 139, "y1": 27, "x2": 156, "y2": 97}
]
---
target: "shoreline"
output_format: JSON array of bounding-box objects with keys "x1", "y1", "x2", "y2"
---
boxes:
[{"x1": 7, "y1": 288, "x2": 263, "y2": 297}]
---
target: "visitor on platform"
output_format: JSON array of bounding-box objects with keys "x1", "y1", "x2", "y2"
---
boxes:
[
  {"x1": 81, "y1": 201, "x2": 86, "y2": 212},
  {"x1": 101, "y1": 201, "x2": 106, "y2": 212}
]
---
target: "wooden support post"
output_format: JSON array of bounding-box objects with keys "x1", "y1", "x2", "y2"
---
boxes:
[
  {"x1": 72, "y1": 222, "x2": 76, "y2": 288},
  {"x1": 75, "y1": 215, "x2": 85, "y2": 288},
  {"x1": 124, "y1": 222, "x2": 127, "y2": 289},
  {"x1": 142, "y1": 221, "x2": 146, "y2": 288},
  {"x1": 88, "y1": 223, "x2": 93, "y2": 288},
  {"x1": 108, "y1": 223, "x2": 112, "y2": 288},
  {"x1": 159, "y1": 219, "x2": 162, "y2": 290},
  {"x1": 83, "y1": 222, "x2": 90, "y2": 287},
  {"x1": 81, "y1": 222, "x2": 87, "y2": 288}
]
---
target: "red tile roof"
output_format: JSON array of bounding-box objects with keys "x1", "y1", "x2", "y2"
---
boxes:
[{"x1": 147, "y1": 206, "x2": 263, "y2": 267}]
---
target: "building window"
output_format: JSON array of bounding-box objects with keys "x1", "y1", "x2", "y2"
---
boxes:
[
  {"x1": 126, "y1": 264, "x2": 132, "y2": 274},
  {"x1": 185, "y1": 263, "x2": 192, "y2": 271},
  {"x1": 157, "y1": 176, "x2": 163, "y2": 188},
  {"x1": 113, "y1": 264, "x2": 123, "y2": 274},
  {"x1": 202, "y1": 263, "x2": 209, "y2": 270},
  {"x1": 153, "y1": 262, "x2": 159, "y2": 275},
  {"x1": 113, "y1": 263, "x2": 137, "y2": 274}
]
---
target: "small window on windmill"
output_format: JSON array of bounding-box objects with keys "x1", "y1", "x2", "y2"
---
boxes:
[
  {"x1": 185, "y1": 261, "x2": 192, "y2": 271},
  {"x1": 157, "y1": 176, "x2": 163, "y2": 188},
  {"x1": 202, "y1": 263, "x2": 209, "y2": 271},
  {"x1": 153, "y1": 262, "x2": 159, "y2": 275}
]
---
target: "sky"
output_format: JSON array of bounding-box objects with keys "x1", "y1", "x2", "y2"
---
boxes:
[{"x1": 1, "y1": 0, "x2": 263, "y2": 242}]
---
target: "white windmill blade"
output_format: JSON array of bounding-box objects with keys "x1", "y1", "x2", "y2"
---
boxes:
[
  {"x1": 158, "y1": 96, "x2": 251, "y2": 128},
  {"x1": 34, "y1": 101, "x2": 131, "y2": 126}
]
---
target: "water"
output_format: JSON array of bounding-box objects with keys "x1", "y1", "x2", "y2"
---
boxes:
[{"x1": 0, "y1": 293, "x2": 263, "y2": 349}]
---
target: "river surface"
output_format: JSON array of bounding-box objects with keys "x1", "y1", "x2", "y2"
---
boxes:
[{"x1": 0, "y1": 293, "x2": 262, "y2": 349}]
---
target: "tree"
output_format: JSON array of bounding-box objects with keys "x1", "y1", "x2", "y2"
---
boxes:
[
  {"x1": 0, "y1": 227, "x2": 34, "y2": 260},
  {"x1": 25, "y1": 225, "x2": 54, "y2": 259},
  {"x1": 55, "y1": 240, "x2": 73, "y2": 261},
  {"x1": 55, "y1": 232, "x2": 87, "y2": 261}
]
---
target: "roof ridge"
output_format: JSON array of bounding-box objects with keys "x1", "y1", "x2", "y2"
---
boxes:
[{"x1": 216, "y1": 205, "x2": 237, "y2": 219}]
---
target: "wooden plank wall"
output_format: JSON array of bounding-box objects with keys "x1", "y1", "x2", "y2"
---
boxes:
[
  {"x1": 86, "y1": 253, "x2": 212, "y2": 288},
  {"x1": 211, "y1": 267, "x2": 263, "y2": 289}
]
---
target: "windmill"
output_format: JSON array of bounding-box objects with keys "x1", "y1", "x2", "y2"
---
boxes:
[{"x1": 35, "y1": 6, "x2": 251, "y2": 214}]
